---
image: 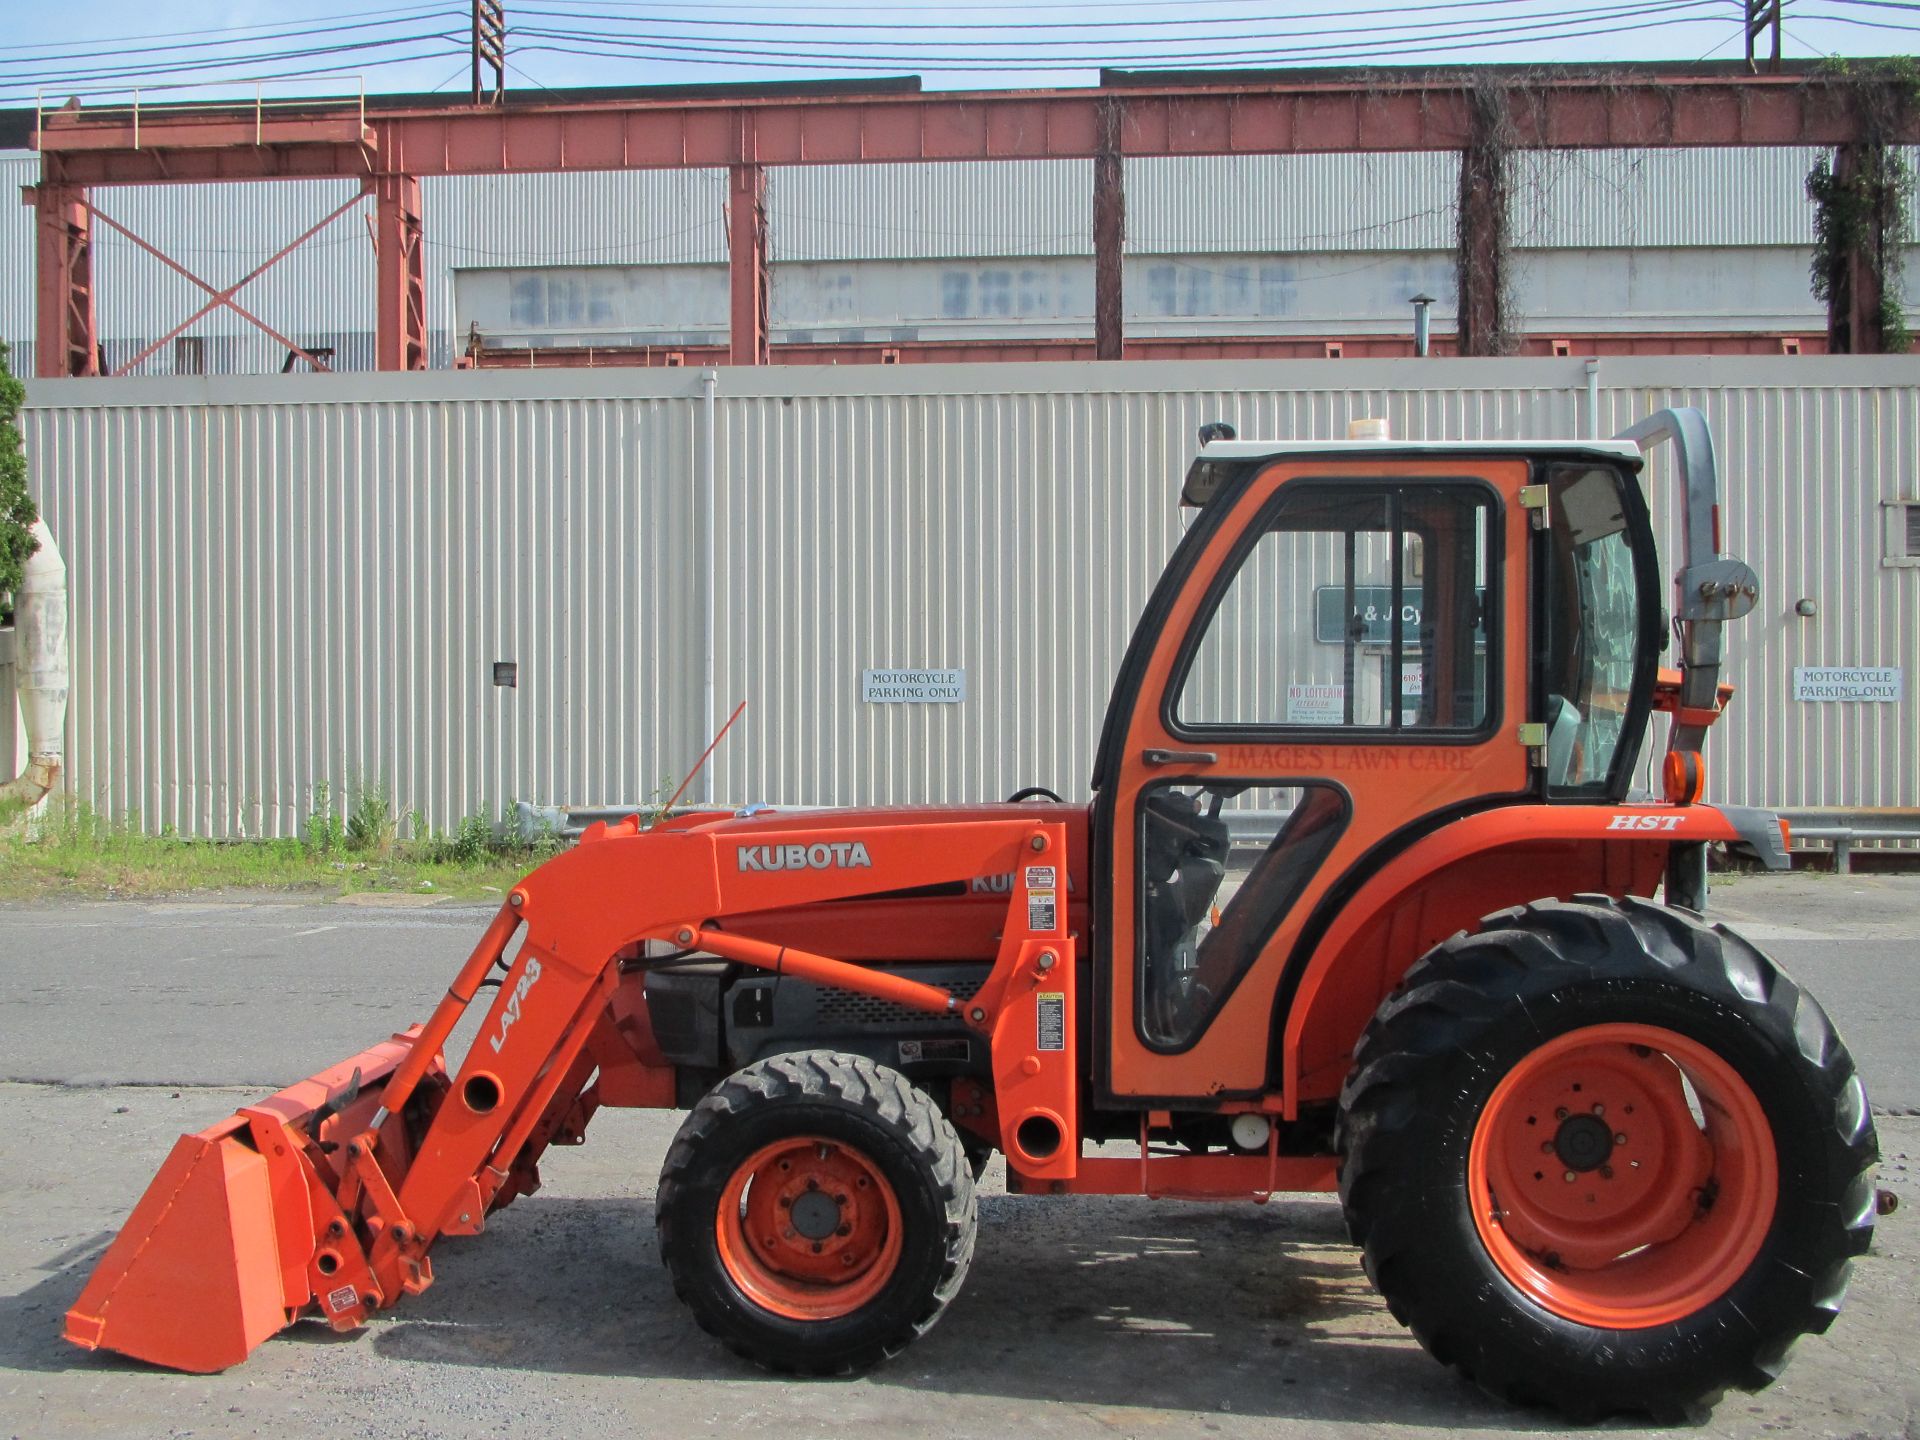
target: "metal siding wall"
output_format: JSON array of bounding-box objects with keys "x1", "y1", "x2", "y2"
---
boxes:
[
  {"x1": 21, "y1": 358, "x2": 1917, "y2": 834},
  {"x1": 771, "y1": 161, "x2": 1092, "y2": 262},
  {"x1": 708, "y1": 376, "x2": 1578, "y2": 808},
  {"x1": 0, "y1": 156, "x2": 34, "y2": 371},
  {"x1": 1601, "y1": 377, "x2": 1920, "y2": 813},
  {"x1": 1128, "y1": 153, "x2": 1457, "y2": 254},
  {"x1": 26, "y1": 379, "x2": 700, "y2": 835}
]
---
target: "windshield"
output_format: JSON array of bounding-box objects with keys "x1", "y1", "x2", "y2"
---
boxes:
[{"x1": 1543, "y1": 465, "x2": 1646, "y2": 795}]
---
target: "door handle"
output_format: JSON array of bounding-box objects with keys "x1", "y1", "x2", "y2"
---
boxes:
[{"x1": 1141, "y1": 748, "x2": 1218, "y2": 767}]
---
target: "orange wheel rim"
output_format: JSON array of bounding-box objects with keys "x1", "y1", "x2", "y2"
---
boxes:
[
  {"x1": 713, "y1": 1135, "x2": 904, "y2": 1321},
  {"x1": 1467, "y1": 1022, "x2": 1777, "y2": 1329}
]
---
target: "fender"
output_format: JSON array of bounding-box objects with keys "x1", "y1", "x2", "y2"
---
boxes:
[{"x1": 1278, "y1": 801, "x2": 1757, "y2": 1117}]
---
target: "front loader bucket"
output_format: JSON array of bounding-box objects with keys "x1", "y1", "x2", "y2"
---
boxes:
[
  {"x1": 63, "y1": 1127, "x2": 288, "y2": 1372},
  {"x1": 65, "y1": 1029, "x2": 440, "y2": 1372}
]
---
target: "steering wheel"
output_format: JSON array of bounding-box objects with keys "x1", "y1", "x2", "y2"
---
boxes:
[{"x1": 1006, "y1": 785, "x2": 1066, "y2": 804}]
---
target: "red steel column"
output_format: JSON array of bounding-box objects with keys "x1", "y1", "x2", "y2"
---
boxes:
[
  {"x1": 1455, "y1": 106, "x2": 1511, "y2": 357},
  {"x1": 32, "y1": 184, "x2": 98, "y2": 378},
  {"x1": 374, "y1": 174, "x2": 427, "y2": 371},
  {"x1": 1093, "y1": 99, "x2": 1126, "y2": 362},
  {"x1": 1827, "y1": 143, "x2": 1888, "y2": 355},
  {"x1": 728, "y1": 164, "x2": 769, "y2": 366}
]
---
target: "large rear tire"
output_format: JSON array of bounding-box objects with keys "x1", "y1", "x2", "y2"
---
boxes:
[
  {"x1": 1337, "y1": 896, "x2": 1877, "y2": 1423},
  {"x1": 657, "y1": 1050, "x2": 977, "y2": 1374}
]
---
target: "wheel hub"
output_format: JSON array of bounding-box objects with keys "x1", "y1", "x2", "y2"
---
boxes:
[
  {"x1": 1554, "y1": 1112, "x2": 1616, "y2": 1172},
  {"x1": 1468, "y1": 1022, "x2": 1778, "y2": 1330},
  {"x1": 790, "y1": 1189, "x2": 842, "y2": 1240}
]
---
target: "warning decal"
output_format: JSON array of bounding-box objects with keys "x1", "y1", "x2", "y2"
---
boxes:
[
  {"x1": 1027, "y1": 889, "x2": 1057, "y2": 933},
  {"x1": 325, "y1": 1284, "x2": 359, "y2": 1314},
  {"x1": 1037, "y1": 992, "x2": 1066, "y2": 1051},
  {"x1": 1024, "y1": 865, "x2": 1056, "y2": 890}
]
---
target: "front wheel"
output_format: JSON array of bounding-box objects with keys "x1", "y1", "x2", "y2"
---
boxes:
[
  {"x1": 1337, "y1": 896, "x2": 1878, "y2": 1423},
  {"x1": 657, "y1": 1051, "x2": 977, "y2": 1374}
]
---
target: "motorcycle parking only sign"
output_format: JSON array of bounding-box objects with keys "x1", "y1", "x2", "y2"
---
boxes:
[
  {"x1": 1793, "y1": 667, "x2": 1903, "y2": 702},
  {"x1": 862, "y1": 668, "x2": 966, "y2": 703}
]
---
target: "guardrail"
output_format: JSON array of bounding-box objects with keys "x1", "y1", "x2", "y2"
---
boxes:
[{"x1": 1776, "y1": 807, "x2": 1920, "y2": 874}]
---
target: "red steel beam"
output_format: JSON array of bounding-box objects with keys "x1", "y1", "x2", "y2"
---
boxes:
[
  {"x1": 34, "y1": 71, "x2": 1920, "y2": 186},
  {"x1": 31, "y1": 184, "x2": 97, "y2": 378},
  {"x1": 374, "y1": 174, "x2": 428, "y2": 371},
  {"x1": 1092, "y1": 98, "x2": 1125, "y2": 363},
  {"x1": 728, "y1": 164, "x2": 769, "y2": 367}
]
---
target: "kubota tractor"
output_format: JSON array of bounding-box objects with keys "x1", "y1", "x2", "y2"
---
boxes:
[{"x1": 66, "y1": 408, "x2": 1877, "y2": 1422}]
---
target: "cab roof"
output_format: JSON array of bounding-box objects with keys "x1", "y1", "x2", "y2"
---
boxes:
[{"x1": 1182, "y1": 437, "x2": 1644, "y2": 506}]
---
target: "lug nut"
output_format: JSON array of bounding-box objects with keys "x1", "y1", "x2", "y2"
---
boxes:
[
  {"x1": 1555, "y1": 1108, "x2": 1569, "y2": 1121},
  {"x1": 1564, "y1": 1171, "x2": 1578, "y2": 1183},
  {"x1": 1615, "y1": 1132, "x2": 1628, "y2": 1145},
  {"x1": 1600, "y1": 1166, "x2": 1614, "y2": 1180},
  {"x1": 837, "y1": 1224, "x2": 852, "y2": 1236}
]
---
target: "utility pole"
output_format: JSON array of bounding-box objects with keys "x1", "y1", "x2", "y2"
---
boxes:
[
  {"x1": 1744, "y1": 0, "x2": 1782, "y2": 74},
  {"x1": 472, "y1": 1, "x2": 506, "y2": 105}
]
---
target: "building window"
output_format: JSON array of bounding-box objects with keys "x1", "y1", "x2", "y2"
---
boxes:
[
  {"x1": 174, "y1": 336, "x2": 205, "y2": 375},
  {"x1": 1886, "y1": 500, "x2": 1920, "y2": 568}
]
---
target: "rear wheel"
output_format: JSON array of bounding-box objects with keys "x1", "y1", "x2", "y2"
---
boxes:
[
  {"x1": 657, "y1": 1050, "x2": 976, "y2": 1373},
  {"x1": 1337, "y1": 896, "x2": 1877, "y2": 1422}
]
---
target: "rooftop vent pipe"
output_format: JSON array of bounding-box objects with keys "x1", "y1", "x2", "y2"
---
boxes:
[{"x1": 2, "y1": 521, "x2": 70, "y2": 810}]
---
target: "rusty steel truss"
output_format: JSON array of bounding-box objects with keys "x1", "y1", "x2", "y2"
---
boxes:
[{"x1": 24, "y1": 66, "x2": 1919, "y2": 377}]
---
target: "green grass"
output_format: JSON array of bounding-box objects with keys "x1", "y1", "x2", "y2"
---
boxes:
[{"x1": 0, "y1": 793, "x2": 559, "y2": 903}]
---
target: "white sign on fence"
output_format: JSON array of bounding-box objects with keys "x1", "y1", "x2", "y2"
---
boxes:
[
  {"x1": 863, "y1": 668, "x2": 967, "y2": 704},
  {"x1": 1286, "y1": 683, "x2": 1346, "y2": 725},
  {"x1": 1793, "y1": 667, "x2": 1903, "y2": 702}
]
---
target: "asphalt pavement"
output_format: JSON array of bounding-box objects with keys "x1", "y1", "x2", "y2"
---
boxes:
[{"x1": 0, "y1": 873, "x2": 1914, "y2": 1440}]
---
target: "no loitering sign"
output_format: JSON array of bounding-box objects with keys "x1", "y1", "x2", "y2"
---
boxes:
[{"x1": 1793, "y1": 667, "x2": 1903, "y2": 702}]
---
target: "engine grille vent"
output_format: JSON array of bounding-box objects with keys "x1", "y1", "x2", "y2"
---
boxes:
[{"x1": 815, "y1": 976, "x2": 984, "y2": 1028}]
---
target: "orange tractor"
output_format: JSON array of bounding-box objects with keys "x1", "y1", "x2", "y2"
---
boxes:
[{"x1": 67, "y1": 408, "x2": 1877, "y2": 1421}]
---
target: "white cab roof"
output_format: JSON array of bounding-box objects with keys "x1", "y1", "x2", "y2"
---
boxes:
[{"x1": 1196, "y1": 438, "x2": 1644, "y2": 462}]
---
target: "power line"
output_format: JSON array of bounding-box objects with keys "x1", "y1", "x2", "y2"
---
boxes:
[
  {"x1": 512, "y1": 0, "x2": 1735, "y2": 32},
  {"x1": 516, "y1": 0, "x2": 1732, "y2": 47},
  {"x1": 0, "y1": 2, "x2": 456, "y2": 56},
  {"x1": 0, "y1": 31, "x2": 466, "y2": 90},
  {"x1": 507, "y1": 7, "x2": 1749, "y2": 70}
]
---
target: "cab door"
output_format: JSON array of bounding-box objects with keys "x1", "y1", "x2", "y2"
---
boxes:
[{"x1": 1093, "y1": 457, "x2": 1532, "y2": 1104}]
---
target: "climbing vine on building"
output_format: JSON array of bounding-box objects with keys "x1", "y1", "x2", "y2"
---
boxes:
[
  {"x1": 1805, "y1": 58, "x2": 1918, "y2": 354},
  {"x1": 0, "y1": 341, "x2": 41, "y2": 614},
  {"x1": 1807, "y1": 146, "x2": 1913, "y2": 353}
]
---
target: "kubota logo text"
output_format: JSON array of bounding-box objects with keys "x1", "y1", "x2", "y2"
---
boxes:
[
  {"x1": 738, "y1": 841, "x2": 874, "y2": 872},
  {"x1": 489, "y1": 955, "x2": 543, "y2": 1053}
]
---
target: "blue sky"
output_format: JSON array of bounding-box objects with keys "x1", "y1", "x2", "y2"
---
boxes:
[{"x1": 2, "y1": 0, "x2": 1915, "y2": 106}]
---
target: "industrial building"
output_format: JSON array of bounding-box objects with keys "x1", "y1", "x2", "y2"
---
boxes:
[{"x1": 5, "y1": 131, "x2": 1918, "y2": 373}]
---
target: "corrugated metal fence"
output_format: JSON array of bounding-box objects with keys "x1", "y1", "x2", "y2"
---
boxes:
[{"x1": 21, "y1": 356, "x2": 1919, "y2": 836}]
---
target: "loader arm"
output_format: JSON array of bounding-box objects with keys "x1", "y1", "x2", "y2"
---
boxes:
[{"x1": 65, "y1": 812, "x2": 1078, "y2": 1371}]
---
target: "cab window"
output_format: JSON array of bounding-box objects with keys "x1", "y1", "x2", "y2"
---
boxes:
[
  {"x1": 1542, "y1": 465, "x2": 1646, "y2": 794},
  {"x1": 1174, "y1": 483, "x2": 1496, "y2": 735}
]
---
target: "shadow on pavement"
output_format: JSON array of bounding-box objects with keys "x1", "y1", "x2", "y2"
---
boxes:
[{"x1": 361, "y1": 1192, "x2": 1545, "y2": 1430}]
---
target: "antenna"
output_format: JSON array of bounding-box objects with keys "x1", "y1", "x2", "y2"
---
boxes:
[{"x1": 659, "y1": 700, "x2": 747, "y2": 819}]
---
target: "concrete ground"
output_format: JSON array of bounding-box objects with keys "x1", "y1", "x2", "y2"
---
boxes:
[{"x1": 0, "y1": 873, "x2": 1914, "y2": 1440}]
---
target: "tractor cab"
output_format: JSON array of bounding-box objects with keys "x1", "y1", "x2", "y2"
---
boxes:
[{"x1": 1088, "y1": 426, "x2": 1672, "y2": 1107}]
